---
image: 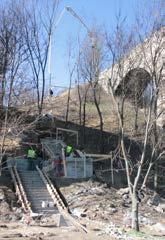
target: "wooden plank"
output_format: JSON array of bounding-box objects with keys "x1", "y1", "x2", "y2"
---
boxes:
[
  {"x1": 85, "y1": 153, "x2": 112, "y2": 158},
  {"x1": 62, "y1": 148, "x2": 67, "y2": 177},
  {"x1": 14, "y1": 167, "x2": 32, "y2": 213},
  {"x1": 10, "y1": 167, "x2": 32, "y2": 213},
  {"x1": 56, "y1": 127, "x2": 79, "y2": 146},
  {"x1": 91, "y1": 156, "x2": 111, "y2": 162}
]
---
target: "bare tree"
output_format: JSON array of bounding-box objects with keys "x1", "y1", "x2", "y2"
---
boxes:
[
  {"x1": 136, "y1": 7, "x2": 165, "y2": 191},
  {"x1": 23, "y1": 0, "x2": 59, "y2": 115},
  {"x1": 0, "y1": 1, "x2": 28, "y2": 173},
  {"x1": 79, "y1": 29, "x2": 106, "y2": 150},
  {"x1": 65, "y1": 40, "x2": 76, "y2": 124},
  {"x1": 106, "y1": 14, "x2": 164, "y2": 230}
]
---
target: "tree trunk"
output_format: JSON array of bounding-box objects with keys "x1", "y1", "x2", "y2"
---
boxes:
[
  {"x1": 141, "y1": 162, "x2": 153, "y2": 189},
  {"x1": 93, "y1": 87, "x2": 104, "y2": 152},
  {"x1": 65, "y1": 77, "x2": 72, "y2": 123},
  {"x1": 77, "y1": 83, "x2": 82, "y2": 125},
  {"x1": 153, "y1": 90, "x2": 158, "y2": 192},
  {"x1": 134, "y1": 103, "x2": 139, "y2": 134},
  {"x1": 154, "y1": 163, "x2": 158, "y2": 191},
  {"x1": 82, "y1": 100, "x2": 86, "y2": 145},
  {"x1": 131, "y1": 194, "x2": 139, "y2": 231}
]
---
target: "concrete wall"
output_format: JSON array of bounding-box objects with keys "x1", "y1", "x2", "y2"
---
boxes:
[{"x1": 66, "y1": 157, "x2": 93, "y2": 178}]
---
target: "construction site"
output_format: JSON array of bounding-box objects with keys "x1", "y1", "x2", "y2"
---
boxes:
[
  {"x1": 0, "y1": 1, "x2": 165, "y2": 240},
  {"x1": 0, "y1": 110, "x2": 164, "y2": 239}
]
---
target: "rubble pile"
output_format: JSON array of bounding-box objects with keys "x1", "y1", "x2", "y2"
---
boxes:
[
  {"x1": 60, "y1": 179, "x2": 165, "y2": 228},
  {"x1": 61, "y1": 180, "x2": 119, "y2": 222},
  {"x1": 97, "y1": 222, "x2": 133, "y2": 239},
  {"x1": 0, "y1": 186, "x2": 22, "y2": 222},
  {"x1": 147, "y1": 193, "x2": 165, "y2": 213}
]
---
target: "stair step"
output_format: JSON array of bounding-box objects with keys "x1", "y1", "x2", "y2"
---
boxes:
[
  {"x1": 27, "y1": 193, "x2": 51, "y2": 196},
  {"x1": 24, "y1": 189, "x2": 49, "y2": 192},
  {"x1": 26, "y1": 192, "x2": 51, "y2": 196},
  {"x1": 22, "y1": 182, "x2": 46, "y2": 188},
  {"x1": 21, "y1": 178, "x2": 43, "y2": 181},
  {"x1": 28, "y1": 197, "x2": 52, "y2": 201},
  {"x1": 27, "y1": 192, "x2": 51, "y2": 195},
  {"x1": 32, "y1": 206, "x2": 57, "y2": 210},
  {"x1": 17, "y1": 170, "x2": 60, "y2": 215},
  {"x1": 32, "y1": 209, "x2": 58, "y2": 213},
  {"x1": 22, "y1": 184, "x2": 45, "y2": 188}
]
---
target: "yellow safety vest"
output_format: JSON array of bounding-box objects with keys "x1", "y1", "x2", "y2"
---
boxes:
[
  {"x1": 66, "y1": 146, "x2": 72, "y2": 154},
  {"x1": 27, "y1": 149, "x2": 36, "y2": 158}
]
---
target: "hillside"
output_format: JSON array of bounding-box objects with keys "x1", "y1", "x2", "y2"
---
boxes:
[{"x1": 40, "y1": 85, "x2": 147, "y2": 138}]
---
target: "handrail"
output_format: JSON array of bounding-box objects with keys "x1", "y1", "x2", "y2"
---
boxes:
[
  {"x1": 42, "y1": 142, "x2": 55, "y2": 158},
  {"x1": 42, "y1": 169, "x2": 66, "y2": 209},
  {"x1": 36, "y1": 166, "x2": 66, "y2": 210},
  {"x1": 10, "y1": 167, "x2": 32, "y2": 214},
  {"x1": 13, "y1": 167, "x2": 32, "y2": 213},
  {"x1": 10, "y1": 167, "x2": 26, "y2": 210}
]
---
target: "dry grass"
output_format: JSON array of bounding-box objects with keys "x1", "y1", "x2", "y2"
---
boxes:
[
  {"x1": 14, "y1": 85, "x2": 148, "y2": 141},
  {"x1": 40, "y1": 87, "x2": 147, "y2": 139}
]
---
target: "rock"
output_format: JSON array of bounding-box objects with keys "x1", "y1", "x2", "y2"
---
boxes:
[
  {"x1": 0, "y1": 189, "x2": 5, "y2": 201},
  {"x1": 91, "y1": 188, "x2": 105, "y2": 196},
  {"x1": 122, "y1": 202, "x2": 130, "y2": 208},
  {"x1": 9, "y1": 214, "x2": 20, "y2": 222},
  {"x1": 155, "y1": 203, "x2": 165, "y2": 213},
  {"x1": 0, "y1": 214, "x2": 10, "y2": 221},
  {"x1": 123, "y1": 212, "x2": 132, "y2": 227},
  {"x1": 152, "y1": 223, "x2": 165, "y2": 234},
  {"x1": 97, "y1": 222, "x2": 131, "y2": 239},
  {"x1": 71, "y1": 208, "x2": 84, "y2": 218},
  {"x1": 0, "y1": 201, "x2": 10, "y2": 214},
  {"x1": 123, "y1": 211, "x2": 154, "y2": 227},
  {"x1": 147, "y1": 193, "x2": 160, "y2": 206},
  {"x1": 109, "y1": 207, "x2": 118, "y2": 214},
  {"x1": 117, "y1": 187, "x2": 129, "y2": 196},
  {"x1": 109, "y1": 203, "x2": 116, "y2": 208},
  {"x1": 139, "y1": 215, "x2": 154, "y2": 225},
  {"x1": 15, "y1": 207, "x2": 23, "y2": 215},
  {"x1": 2, "y1": 233, "x2": 23, "y2": 238},
  {"x1": 0, "y1": 224, "x2": 8, "y2": 228},
  {"x1": 122, "y1": 193, "x2": 131, "y2": 204},
  {"x1": 80, "y1": 213, "x2": 87, "y2": 217}
]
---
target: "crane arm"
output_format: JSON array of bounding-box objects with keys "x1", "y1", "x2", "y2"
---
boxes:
[{"x1": 65, "y1": 6, "x2": 91, "y2": 34}]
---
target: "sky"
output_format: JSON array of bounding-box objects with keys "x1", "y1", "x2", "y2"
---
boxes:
[
  {"x1": 0, "y1": 0, "x2": 163, "y2": 94},
  {"x1": 50, "y1": 0, "x2": 140, "y2": 90}
]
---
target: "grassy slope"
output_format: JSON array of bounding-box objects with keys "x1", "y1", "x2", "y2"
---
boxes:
[{"x1": 41, "y1": 86, "x2": 147, "y2": 139}]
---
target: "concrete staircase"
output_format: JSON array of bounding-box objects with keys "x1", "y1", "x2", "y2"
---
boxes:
[{"x1": 18, "y1": 170, "x2": 58, "y2": 214}]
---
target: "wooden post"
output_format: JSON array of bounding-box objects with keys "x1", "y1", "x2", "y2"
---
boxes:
[
  {"x1": 62, "y1": 148, "x2": 67, "y2": 177},
  {"x1": 111, "y1": 157, "x2": 114, "y2": 186},
  {"x1": 84, "y1": 156, "x2": 86, "y2": 178},
  {"x1": 75, "y1": 158, "x2": 77, "y2": 178}
]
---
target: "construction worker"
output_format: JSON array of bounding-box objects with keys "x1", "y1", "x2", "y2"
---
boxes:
[
  {"x1": 49, "y1": 88, "x2": 53, "y2": 97},
  {"x1": 27, "y1": 148, "x2": 37, "y2": 170},
  {"x1": 65, "y1": 145, "x2": 73, "y2": 157}
]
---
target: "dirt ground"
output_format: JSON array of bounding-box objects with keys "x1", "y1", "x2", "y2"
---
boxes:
[
  {"x1": 0, "y1": 174, "x2": 165, "y2": 240},
  {"x1": 0, "y1": 222, "x2": 115, "y2": 240},
  {"x1": 0, "y1": 216, "x2": 165, "y2": 240}
]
